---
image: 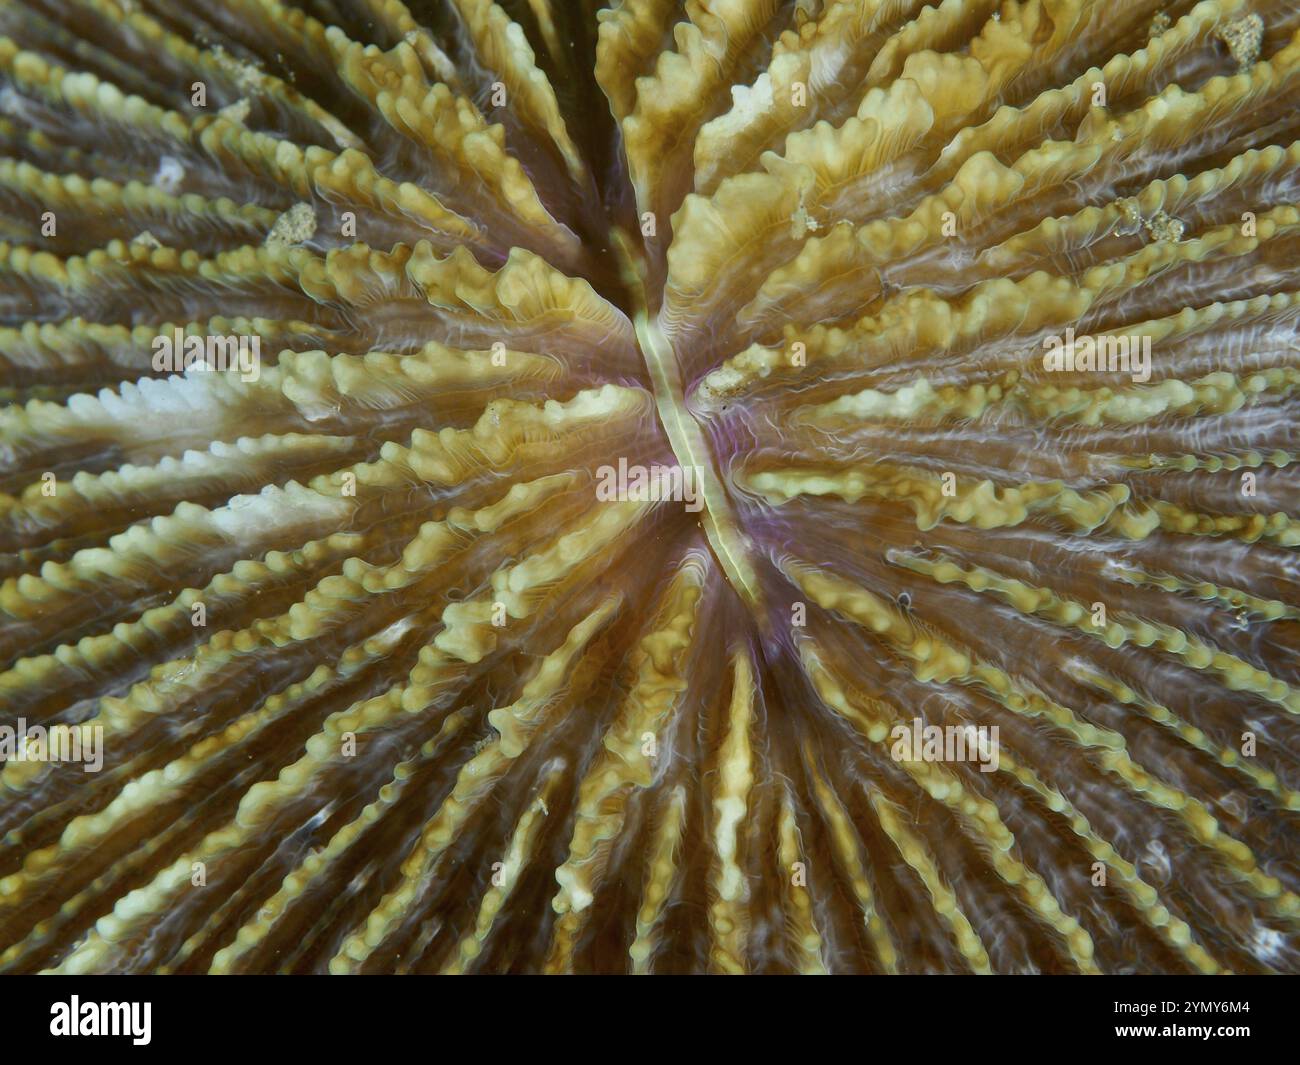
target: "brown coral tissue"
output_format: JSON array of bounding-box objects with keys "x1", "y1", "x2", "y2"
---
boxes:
[{"x1": 0, "y1": 0, "x2": 1296, "y2": 978}]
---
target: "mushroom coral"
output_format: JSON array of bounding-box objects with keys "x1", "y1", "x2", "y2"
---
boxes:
[{"x1": 0, "y1": 0, "x2": 1297, "y2": 974}]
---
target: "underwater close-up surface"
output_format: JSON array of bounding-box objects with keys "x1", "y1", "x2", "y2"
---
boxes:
[{"x1": 0, "y1": 0, "x2": 1298, "y2": 974}]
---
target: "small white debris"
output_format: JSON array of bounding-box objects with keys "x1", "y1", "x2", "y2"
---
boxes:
[
  {"x1": 265, "y1": 202, "x2": 316, "y2": 247},
  {"x1": 153, "y1": 155, "x2": 185, "y2": 195},
  {"x1": 1216, "y1": 14, "x2": 1264, "y2": 72}
]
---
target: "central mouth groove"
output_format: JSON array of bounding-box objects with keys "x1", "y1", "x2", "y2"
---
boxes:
[{"x1": 612, "y1": 229, "x2": 762, "y2": 609}]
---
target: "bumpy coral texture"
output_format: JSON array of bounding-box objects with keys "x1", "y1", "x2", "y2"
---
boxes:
[{"x1": 0, "y1": 0, "x2": 1297, "y2": 974}]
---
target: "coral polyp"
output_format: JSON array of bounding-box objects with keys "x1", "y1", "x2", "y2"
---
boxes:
[{"x1": 0, "y1": 0, "x2": 1297, "y2": 975}]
